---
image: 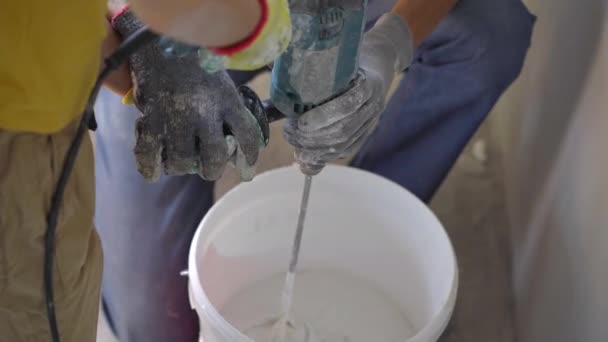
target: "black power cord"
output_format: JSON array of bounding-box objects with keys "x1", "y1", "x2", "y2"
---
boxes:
[{"x1": 44, "y1": 26, "x2": 158, "y2": 342}]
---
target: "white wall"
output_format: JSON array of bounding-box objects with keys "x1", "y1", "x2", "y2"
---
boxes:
[{"x1": 491, "y1": 1, "x2": 608, "y2": 340}]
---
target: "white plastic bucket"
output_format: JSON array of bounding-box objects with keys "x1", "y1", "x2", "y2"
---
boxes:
[{"x1": 188, "y1": 165, "x2": 458, "y2": 341}]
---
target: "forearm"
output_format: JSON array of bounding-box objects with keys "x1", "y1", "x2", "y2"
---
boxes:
[
  {"x1": 392, "y1": 0, "x2": 457, "y2": 47},
  {"x1": 101, "y1": 0, "x2": 267, "y2": 96},
  {"x1": 107, "y1": 0, "x2": 127, "y2": 14},
  {"x1": 125, "y1": 0, "x2": 261, "y2": 47}
]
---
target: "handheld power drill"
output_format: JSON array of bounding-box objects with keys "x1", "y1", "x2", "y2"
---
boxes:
[
  {"x1": 271, "y1": 0, "x2": 368, "y2": 174},
  {"x1": 245, "y1": 0, "x2": 369, "y2": 335}
]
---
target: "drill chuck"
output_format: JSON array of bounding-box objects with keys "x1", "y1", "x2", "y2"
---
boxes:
[{"x1": 299, "y1": 162, "x2": 324, "y2": 176}]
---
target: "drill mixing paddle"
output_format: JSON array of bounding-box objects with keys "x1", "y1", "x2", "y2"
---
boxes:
[
  {"x1": 265, "y1": 0, "x2": 369, "y2": 339},
  {"x1": 271, "y1": 173, "x2": 313, "y2": 341}
]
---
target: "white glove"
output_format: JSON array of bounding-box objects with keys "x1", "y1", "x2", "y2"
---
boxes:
[{"x1": 284, "y1": 12, "x2": 414, "y2": 168}]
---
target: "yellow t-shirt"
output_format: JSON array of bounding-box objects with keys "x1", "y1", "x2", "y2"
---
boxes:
[{"x1": 0, "y1": 0, "x2": 106, "y2": 133}]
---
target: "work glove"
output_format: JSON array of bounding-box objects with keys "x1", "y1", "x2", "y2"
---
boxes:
[
  {"x1": 113, "y1": 10, "x2": 264, "y2": 182},
  {"x1": 284, "y1": 13, "x2": 414, "y2": 168}
]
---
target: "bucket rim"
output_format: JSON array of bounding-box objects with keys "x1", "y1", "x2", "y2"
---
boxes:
[{"x1": 187, "y1": 164, "x2": 458, "y2": 341}]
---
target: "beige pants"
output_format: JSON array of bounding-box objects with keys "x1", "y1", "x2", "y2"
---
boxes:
[{"x1": 0, "y1": 122, "x2": 102, "y2": 341}]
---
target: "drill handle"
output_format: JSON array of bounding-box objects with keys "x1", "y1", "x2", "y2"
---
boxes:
[
  {"x1": 238, "y1": 85, "x2": 285, "y2": 147},
  {"x1": 238, "y1": 85, "x2": 324, "y2": 175}
]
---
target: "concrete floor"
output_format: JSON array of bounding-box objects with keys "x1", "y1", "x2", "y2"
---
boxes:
[{"x1": 97, "y1": 73, "x2": 514, "y2": 341}]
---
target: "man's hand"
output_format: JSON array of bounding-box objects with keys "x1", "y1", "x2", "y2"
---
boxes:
[
  {"x1": 113, "y1": 10, "x2": 263, "y2": 181},
  {"x1": 284, "y1": 13, "x2": 414, "y2": 167}
]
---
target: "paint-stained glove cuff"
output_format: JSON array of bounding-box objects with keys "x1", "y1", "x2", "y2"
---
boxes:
[
  {"x1": 111, "y1": 6, "x2": 144, "y2": 38},
  {"x1": 359, "y1": 12, "x2": 414, "y2": 97},
  {"x1": 111, "y1": 8, "x2": 148, "y2": 106},
  {"x1": 370, "y1": 12, "x2": 414, "y2": 73}
]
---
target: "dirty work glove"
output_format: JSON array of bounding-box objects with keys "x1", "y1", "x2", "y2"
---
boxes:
[
  {"x1": 284, "y1": 13, "x2": 414, "y2": 167},
  {"x1": 113, "y1": 10, "x2": 263, "y2": 181}
]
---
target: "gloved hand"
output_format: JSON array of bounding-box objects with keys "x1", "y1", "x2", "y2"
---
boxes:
[
  {"x1": 113, "y1": 10, "x2": 264, "y2": 182},
  {"x1": 284, "y1": 13, "x2": 414, "y2": 168}
]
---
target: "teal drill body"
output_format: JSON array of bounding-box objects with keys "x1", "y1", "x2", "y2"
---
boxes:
[{"x1": 270, "y1": 0, "x2": 368, "y2": 117}]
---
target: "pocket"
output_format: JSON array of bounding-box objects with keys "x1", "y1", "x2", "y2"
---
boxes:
[
  {"x1": 0, "y1": 129, "x2": 55, "y2": 301},
  {"x1": 51, "y1": 129, "x2": 98, "y2": 292}
]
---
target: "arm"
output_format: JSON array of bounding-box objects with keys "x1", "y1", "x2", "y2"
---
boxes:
[
  {"x1": 126, "y1": 0, "x2": 261, "y2": 48},
  {"x1": 107, "y1": 0, "x2": 291, "y2": 71},
  {"x1": 393, "y1": 0, "x2": 458, "y2": 47}
]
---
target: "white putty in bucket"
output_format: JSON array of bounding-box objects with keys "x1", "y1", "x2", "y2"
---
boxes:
[{"x1": 220, "y1": 270, "x2": 415, "y2": 342}]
